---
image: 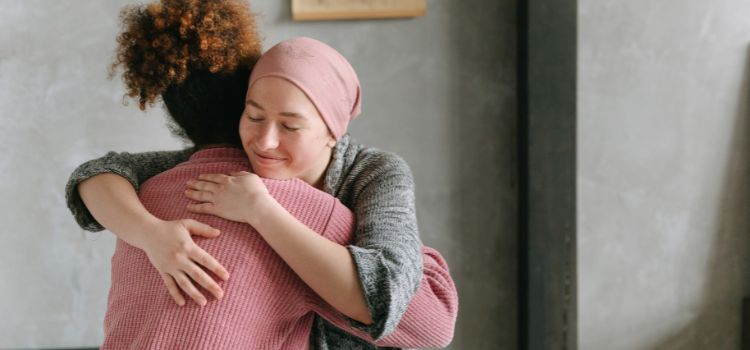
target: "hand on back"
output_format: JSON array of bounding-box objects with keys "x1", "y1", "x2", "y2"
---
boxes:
[{"x1": 137, "y1": 219, "x2": 230, "y2": 307}]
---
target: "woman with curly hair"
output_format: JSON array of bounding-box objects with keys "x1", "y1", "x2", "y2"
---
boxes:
[{"x1": 66, "y1": 0, "x2": 457, "y2": 348}]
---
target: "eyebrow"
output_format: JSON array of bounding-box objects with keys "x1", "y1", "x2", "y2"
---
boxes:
[
  {"x1": 246, "y1": 98, "x2": 306, "y2": 119},
  {"x1": 246, "y1": 99, "x2": 264, "y2": 110}
]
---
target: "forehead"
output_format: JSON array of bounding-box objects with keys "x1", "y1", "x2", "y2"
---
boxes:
[
  {"x1": 248, "y1": 77, "x2": 310, "y2": 103},
  {"x1": 246, "y1": 76, "x2": 326, "y2": 123}
]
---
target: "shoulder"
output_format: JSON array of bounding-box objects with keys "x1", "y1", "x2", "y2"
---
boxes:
[
  {"x1": 328, "y1": 135, "x2": 415, "y2": 203},
  {"x1": 344, "y1": 143, "x2": 415, "y2": 204},
  {"x1": 348, "y1": 143, "x2": 413, "y2": 182}
]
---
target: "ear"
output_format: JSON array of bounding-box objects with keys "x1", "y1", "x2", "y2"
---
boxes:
[
  {"x1": 327, "y1": 138, "x2": 337, "y2": 148},
  {"x1": 326, "y1": 132, "x2": 337, "y2": 148}
]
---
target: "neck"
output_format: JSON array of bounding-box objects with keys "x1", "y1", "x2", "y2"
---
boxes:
[{"x1": 302, "y1": 148, "x2": 334, "y2": 191}]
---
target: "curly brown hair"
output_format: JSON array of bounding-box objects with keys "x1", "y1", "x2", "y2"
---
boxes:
[
  {"x1": 112, "y1": 0, "x2": 262, "y2": 111},
  {"x1": 110, "y1": 0, "x2": 262, "y2": 147}
]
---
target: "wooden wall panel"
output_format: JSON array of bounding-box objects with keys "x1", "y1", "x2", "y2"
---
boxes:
[{"x1": 292, "y1": 0, "x2": 426, "y2": 21}]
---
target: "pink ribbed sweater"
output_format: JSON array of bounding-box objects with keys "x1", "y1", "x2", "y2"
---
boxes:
[{"x1": 103, "y1": 148, "x2": 457, "y2": 349}]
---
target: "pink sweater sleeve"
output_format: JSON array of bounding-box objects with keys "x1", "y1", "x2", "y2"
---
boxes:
[
  {"x1": 309, "y1": 246, "x2": 458, "y2": 348},
  {"x1": 282, "y1": 181, "x2": 458, "y2": 348}
]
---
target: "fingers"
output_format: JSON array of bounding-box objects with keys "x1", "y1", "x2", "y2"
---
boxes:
[
  {"x1": 186, "y1": 179, "x2": 219, "y2": 192},
  {"x1": 160, "y1": 273, "x2": 186, "y2": 306},
  {"x1": 173, "y1": 272, "x2": 208, "y2": 307},
  {"x1": 229, "y1": 171, "x2": 252, "y2": 176},
  {"x1": 197, "y1": 173, "x2": 228, "y2": 183},
  {"x1": 186, "y1": 202, "x2": 216, "y2": 215},
  {"x1": 185, "y1": 177, "x2": 222, "y2": 203},
  {"x1": 181, "y1": 219, "x2": 220, "y2": 238},
  {"x1": 151, "y1": 220, "x2": 228, "y2": 307},
  {"x1": 185, "y1": 263, "x2": 224, "y2": 301},
  {"x1": 192, "y1": 246, "x2": 230, "y2": 281},
  {"x1": 185, "y1": 188, "x2": 213, "y2": 202}
]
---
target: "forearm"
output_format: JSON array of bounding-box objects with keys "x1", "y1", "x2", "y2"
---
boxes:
[
  {"x1": 78, "y1": 173, "x2": 160, "y2": 248},
  {"x1": 310, "y1": 247, "x2": 457, "y2": 347},
  {"x1": 65, "y1": 148, "x2": 193, "y2": 231},
  {"x1": 373, "y1": 247, "x2": 457, "y2": 347},
  {"x1": 250, "y1": 197, "x2": 373, "y2": 325}
]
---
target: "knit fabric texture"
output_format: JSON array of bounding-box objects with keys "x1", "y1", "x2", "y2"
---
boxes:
[
  {"x1": 103, "y1": 147, "x2": 354, "y2": 349},
  {"x1": 65, "y1": 135, "x2": 456, "y2": 349}
]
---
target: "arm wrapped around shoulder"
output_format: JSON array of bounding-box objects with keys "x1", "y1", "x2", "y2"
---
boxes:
[
  {"x1": 311, "y1": 246, "x2": 458, "y2": 348},
  {"x1": 344, "y1": 151, "x2": 424, "y2": 339},
  {"x1": 374, "y1": 246, "x2": 458, "y2": 348},
  {"x1": 64, "y1": 149, "x2": 193, "y2": 231}
]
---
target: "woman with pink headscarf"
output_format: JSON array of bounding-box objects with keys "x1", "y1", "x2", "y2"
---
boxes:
[
  {"x1": 66, "y1": 7, "x2": 457, "y2": 347},
  {"x1": 181, "y1": 37, "x2": 458, "y2": 348}
]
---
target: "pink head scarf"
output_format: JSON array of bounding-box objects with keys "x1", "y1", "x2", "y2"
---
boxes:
[{"x1": 247, "y1": 37, "x2": 362, "y2": 140}]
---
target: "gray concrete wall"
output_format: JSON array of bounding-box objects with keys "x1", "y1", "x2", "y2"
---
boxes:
[
  {"x1": 0, "y1": 0, "x2": 516, "y2": 348},
  {"x1": 579, "y1": 0, "x2": 750, "y2": 349}
]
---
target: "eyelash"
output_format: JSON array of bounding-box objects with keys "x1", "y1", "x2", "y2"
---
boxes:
[{"x1": 247, "y1": 115, "x2": 301, "y2": 131}]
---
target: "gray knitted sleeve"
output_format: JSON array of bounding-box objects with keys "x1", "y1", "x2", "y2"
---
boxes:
[
  {"x1": 64, "y1": 149, "x2": 193, "y2": 231},
  {"x1": 344, "y1": 152, "x2": 423, "y2": 341}
]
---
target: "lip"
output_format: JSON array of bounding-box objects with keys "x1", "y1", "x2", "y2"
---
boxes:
[{"x1": 252, "y1": 151, "x2": 286, "y2": 165}]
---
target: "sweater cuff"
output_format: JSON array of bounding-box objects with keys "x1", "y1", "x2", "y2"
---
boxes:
[
  {"x1": 345, "y1": 245, "x2": 405, "y2": 340},
  {"x1": 64, "y1": 155, "x2": 141, "y2": 232}
]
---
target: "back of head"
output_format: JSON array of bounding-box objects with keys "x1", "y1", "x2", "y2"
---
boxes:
[{"x1": 112, "y1": 0, "x2": 262, "y2": 147}]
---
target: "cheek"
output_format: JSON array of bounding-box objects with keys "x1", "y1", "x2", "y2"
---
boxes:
[
  {"x1": 289, "y1": 136, "x2": 326, "y2": 163},
  {"x1": 283, "y1": 137, "x2": 306, "y2": 158},
  {"x1": 238, "y1": 119, "x2": 254, "y2": 143}
]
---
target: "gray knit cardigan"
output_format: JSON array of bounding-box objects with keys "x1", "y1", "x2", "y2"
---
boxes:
[{"x1": 64, "y1": 134, "x2": 423, "y2": 350}]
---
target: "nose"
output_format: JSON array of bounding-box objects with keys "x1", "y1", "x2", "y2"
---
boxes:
[{"x1": 256, "y1": 123, "x2": 279, "y2": 151}]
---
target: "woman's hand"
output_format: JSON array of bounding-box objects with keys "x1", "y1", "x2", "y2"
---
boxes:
[
  {"x1": 185, "y1": 171, "x2": 374, "y2": 324},
  {"x1": 77, "y1": 173, "x2": 229, "y2": 307},
  {"x1": 184, "y1": 171, "x2": 271, "y2": 225},
  {"x1": 137, "y1": 219, "x2": 230, "y2": 307}
]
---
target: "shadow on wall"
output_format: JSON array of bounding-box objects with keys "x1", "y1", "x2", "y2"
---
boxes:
[{"x1": 649, "y1": 45, "x2": 750, "y2": 350}]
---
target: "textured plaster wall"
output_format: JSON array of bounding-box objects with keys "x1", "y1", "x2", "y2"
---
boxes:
[
  {"x1": 0, "y1": 0, "x2": 516, "y2": 348},
  {"x1": 579, "y1": 0, "x2": 750, "y2": 349}
]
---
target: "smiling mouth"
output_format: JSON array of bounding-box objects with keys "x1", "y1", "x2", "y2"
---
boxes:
[{"x1": 254, "y1": 152, "x2": 285, "y2": 161}]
